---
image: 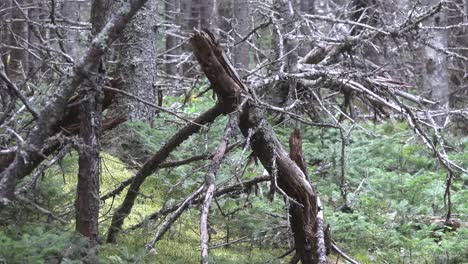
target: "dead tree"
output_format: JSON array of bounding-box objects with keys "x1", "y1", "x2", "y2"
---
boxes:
[
  {"x1": 191, "y1": 29, "x2": 328, "y2": 264},
  {"x1": 0, "y1": 0, "x2": 153, "y2": 210}
]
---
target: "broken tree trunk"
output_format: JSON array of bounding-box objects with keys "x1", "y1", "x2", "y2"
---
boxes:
[
  {"x1": 289, "y1": 128, "x2": 328, "y2": 264},
  {"x1": 191, "y1": 30, "x2": 328, "y2": 263}
]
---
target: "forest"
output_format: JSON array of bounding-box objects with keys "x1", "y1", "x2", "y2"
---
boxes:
[{"x1": 0, "y1": 0, "x2": 467, "y2": 263}]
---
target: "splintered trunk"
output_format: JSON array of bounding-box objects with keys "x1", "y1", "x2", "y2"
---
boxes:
[{"x1": 190, "y1": 30, "x2": 328, "y2": 264}]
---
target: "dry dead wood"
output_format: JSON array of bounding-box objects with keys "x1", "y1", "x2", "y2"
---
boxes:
[
  {"x1": 0, "y1": 0, "x2": 151, "y2": 208},
  {"x1": 191, "y1": 29, "x2": 328, "y2": 264},
  {"x1": 106, "y1": 104, "x2": 224, "y2": 243}
]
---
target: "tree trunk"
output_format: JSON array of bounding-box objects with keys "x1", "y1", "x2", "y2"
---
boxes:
[
  {"x1": 0, "y1": 0, "x2": 12, "y2": 110},
  {"x1": 199, "y1": 0, "x2": 213, "y2": 28},
  {"x1": 75, "y1": 80, "x2": 102, "y2": 262},
  {"x1": 0, "y1": 0, "x2": 153, "y2": 210},
  {"x1": 422, "y1": 0, "x2": 449, "y2": 121},
  {"x1": 299, "y1": 0, "x2": 315, "y2": 57},
  {"x1": 8, "y1": 0, "x2": 29, "y2": 81},
  {"x1": 165, "y1": 0, "x2": 180, "y2": 79},
  {"x1": 190, "y1": 30, "x2": 328, "y2": 264},
  {"x1": 61, "y1": 0, "x2": 90, "y2": 60},
  {"x1": 232, "y1": 0, "x2": 250, "y2": 73},
  {"x1": 271, "y1": 0, "x2": 299, "y2": 73},
  {"x1": 119, "y1": 0, "x2": 158, "y2": 124},
  {"x1": 74, "y1": 0, "x2": 107, "y2": 260},
  {"x1": 217, "y1": 0, "x2": 232, "y2": 37},
  {"x1": 448, "y1": 0, "x2": 468, "y2": 132}
]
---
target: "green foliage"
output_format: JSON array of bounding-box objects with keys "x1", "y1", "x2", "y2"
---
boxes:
[
  {"x1": 300, "y1": 121, "x2": 467, "y2": 263},
  {"x1": 2, "y1": 104, "x2": 467, "y2": 264},
  {"x1": 0, "y1": 224, "x2": 86, "y2": 263}
]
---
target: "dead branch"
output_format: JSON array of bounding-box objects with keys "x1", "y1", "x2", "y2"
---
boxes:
[
  {"x1": 106, "y1": 104, "x2": 224, "y2": 243},
  {"x1": 127, "y1": 175, "x2": 271, "y2": 231},
  {"x1": 145, "y1": 185, "x2": 205, "y2": 251},
  {"x1": 200, "y1": 118, "x2": 232, "y2": 263}
]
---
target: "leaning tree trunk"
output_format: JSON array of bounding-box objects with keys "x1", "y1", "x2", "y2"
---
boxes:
[
  {"x1": 191, "y1": 30, "x2": 329, "y2": 264},
  {"x1": 119, "y1": 0, "x2": 158, "y2": 124}
]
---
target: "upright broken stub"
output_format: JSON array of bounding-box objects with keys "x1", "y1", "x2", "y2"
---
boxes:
[{"x1": 190, "y1": 29, "x2": 244, "y2": 114}]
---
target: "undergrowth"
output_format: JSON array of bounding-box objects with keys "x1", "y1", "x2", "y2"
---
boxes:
[{"x1": 0, "y1": 106, "x2": 466, "y2": 263}]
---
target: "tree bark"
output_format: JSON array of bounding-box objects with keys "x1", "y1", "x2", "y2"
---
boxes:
[
  {"x1": 74, "y1": 1, "x2": 107, "y2": 260},
  {"x1": 422, "y1": 0, "x2": 449, "y2": 120},
  {"x1": 75, "y1": 80, "x2": 102, "y2": 261},
  {"x1": 119, "y1": 0, "x2": 158, "y2": 124},
  {"x1": 8, "y1": 0, "x2": 29, "y2": 81},
  {"x1": 232, "y1": 0, "x2": 250, "y2": 73}
]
